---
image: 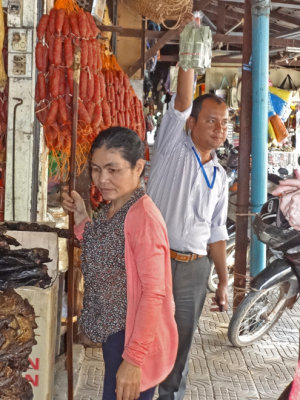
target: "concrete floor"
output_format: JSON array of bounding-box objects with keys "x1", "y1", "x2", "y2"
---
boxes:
[{"x1": 54, "y1": 292, "x2": 300, "y2": 399}]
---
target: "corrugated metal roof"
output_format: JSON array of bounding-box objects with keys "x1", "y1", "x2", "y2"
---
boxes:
[{"x1": 192, "y1": 0, "x2": 300, "y2": 66}]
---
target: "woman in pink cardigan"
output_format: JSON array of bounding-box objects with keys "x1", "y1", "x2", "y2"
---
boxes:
[{"x1": 62, "y1": 127, "x2": 178, "y2": 400}]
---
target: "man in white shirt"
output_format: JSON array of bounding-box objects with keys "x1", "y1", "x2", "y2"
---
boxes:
[{"x1": 147, "y1": 66, "x2": 229, "y2": 399}]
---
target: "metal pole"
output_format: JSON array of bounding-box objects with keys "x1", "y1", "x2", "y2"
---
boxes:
[
  {"x1": 30, "y1": 0, "x2": 44, "y2": 222},
  {"x1": 250, "y1": 0, "x2": 270, "y2": 277},
  {"x1": 141, "y1": 16, "x2": 146, "y2": 79},
  {"x1": 67, "y1": 46, "x2": 81, "y2": 400},
  {"x1": 233, "y1": 0, "x2": 252, "y2": 309},
  {"x1": 112, "y1": 0, "x2": 118, "y2": 54},
  {"x1": 31, "y1": 116, "x2": 41, "y2": 222},
  {"x1": 12, "y1": 98, "x2": 23, "y2": 222}
]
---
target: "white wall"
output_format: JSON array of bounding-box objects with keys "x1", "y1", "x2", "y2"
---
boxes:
[{"x1": 5, "y1": 0, "x2": 47, "y2": 222}]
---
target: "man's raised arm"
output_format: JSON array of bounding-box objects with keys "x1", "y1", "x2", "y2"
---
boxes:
[{"x1": 174, "y1": 67, "x2": 195, "y2": 112}]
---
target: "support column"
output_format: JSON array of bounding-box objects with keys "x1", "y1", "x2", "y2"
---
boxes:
[
  {"x1": 5, "y1": 0, "x2": 47, "y2": 222},
  {"x1": 233, "y1": 0, "x2": 252, "y2": 308},
  {"x1": 250, "y1": 0, "x2": 271, "y2": 276}
]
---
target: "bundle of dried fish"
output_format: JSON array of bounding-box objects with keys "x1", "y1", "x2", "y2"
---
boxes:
[
  {"x1": 0, "y1": 247, "x2": 51, "y2": 263},
  {"x1": 0, "y1": 290, "x2": 37, "y2": 400},
  {"x1": 2, "y1": 221, "x2": 73, "y2": 238},
  {"x1": 0, "y1": 269, "x2": 51, "y2": 289},
  {"x1": 0, "y1": 221, "x2": 81, "y2": 246},
  {"x1": 0, "y1": 363, "x2": 33, "y2": 400},
  {"x1": 0, "y1": 242, "x2": 52, "y2": 289},
  {"x1": 0, "y1": 234, "x2": 20, "y2": 249}
]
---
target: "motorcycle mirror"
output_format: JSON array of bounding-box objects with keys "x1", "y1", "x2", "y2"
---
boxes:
[
  {"x1": 268, "y1": 173, "x2": 282, "y2": 184},
  {"x1": 278, "y1": 167, "x2": 288, "y2": 176}
]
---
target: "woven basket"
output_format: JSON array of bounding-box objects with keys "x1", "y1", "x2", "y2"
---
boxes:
[{"x1": 123, "y1": 0, "x2": 193, "y2": 29}]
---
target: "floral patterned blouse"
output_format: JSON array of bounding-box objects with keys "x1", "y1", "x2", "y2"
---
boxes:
[{"x1": 78, "y1": 187, "x2": 145, "y2": 343}]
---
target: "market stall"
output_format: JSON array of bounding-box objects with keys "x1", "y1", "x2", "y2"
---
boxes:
[{"x1": 0, "y1": 0, "x2": 300, "y2": 398}]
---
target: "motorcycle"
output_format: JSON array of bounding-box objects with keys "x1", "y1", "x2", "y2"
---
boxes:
[
  {"x1": 208, "y1": 147, "x2": 292, "y2": 294},
  {"x1": 208, "y1": 152, "x2": 292, "y2": 293},
  {"x1": 208, "y1": 146, "x2": 239, "y2": 292},
  {"x1": 228, "y1": 196, "x2": 300, "y2": 347}
]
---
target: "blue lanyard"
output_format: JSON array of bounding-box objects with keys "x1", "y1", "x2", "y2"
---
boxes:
[{"x1": 192, "y1": 146, "x2": 217, "y2": 189}]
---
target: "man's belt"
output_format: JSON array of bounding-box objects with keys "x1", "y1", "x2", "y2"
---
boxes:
[{"x1": 170, "y1": 249, "x2": 203, "y2": 263}]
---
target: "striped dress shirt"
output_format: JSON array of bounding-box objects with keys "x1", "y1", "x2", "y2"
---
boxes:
[{"x1": 147, "y1": 96, "x2": 229, "y2": 255}]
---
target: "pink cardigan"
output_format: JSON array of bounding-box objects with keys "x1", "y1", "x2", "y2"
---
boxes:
[{"x1": 74, "y1": 194, "x2": 178, "y2": 390}]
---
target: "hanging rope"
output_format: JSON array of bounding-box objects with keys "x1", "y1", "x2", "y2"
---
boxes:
[
  {"x1": 123, "y1": 0, "x2": 193, "y2": 29},
  {"x1": 54, "y1": 0, "x2": 80, "y2": 14}
]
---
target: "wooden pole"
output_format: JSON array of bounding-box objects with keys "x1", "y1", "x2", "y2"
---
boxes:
[
  {"x1": 67, "y1": 45, "x2": 81, "y2": 400},
  {"x1": 233, "y1": 0, "x2": 252, "y2": 309}
]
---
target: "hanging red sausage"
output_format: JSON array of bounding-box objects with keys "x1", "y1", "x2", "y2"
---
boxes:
[
  {"x1": 53, "y1": 36, "x2": 63, "y2": 66},
  {"x1": 46, "y1": 100, "x2": 59, "y2": 125},
  {"x1": 50, "y1": 67, "x2": 60, "y2": 98},
  {"x1": 37, "y1": 14, "x2": 49, "y2": 41},
  {"x1": 64, "y1": 37, "x2": 73, "y2": 68},
  {"x1": 55, "y1": 9, "x2": 65, "y2": 35}
]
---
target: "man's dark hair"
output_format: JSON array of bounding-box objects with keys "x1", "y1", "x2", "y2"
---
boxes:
[{"x1": 190, "y1": 93, "x2": 226, "y2": 120}]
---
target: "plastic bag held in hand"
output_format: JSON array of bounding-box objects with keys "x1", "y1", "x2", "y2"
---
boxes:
[
  {"x1": 178, "y1": 11, "x2": 212, "y2": 73},
  {"x1": 272, "y1": 179, "x2": 300, "y2": 231}
]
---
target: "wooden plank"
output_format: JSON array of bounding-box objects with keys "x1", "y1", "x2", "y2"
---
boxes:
[
  {"x1": 271, "y1": 1, "x2": 300, "y2": 9},
  {"x1": 125, "y1": 27, "x2": 183, "y2": 77},
  {"x1": 224, "y1": 0, "x2": 300, "y2": 7},
  {"x1": 159, "y1": 54, "x2": 300, "y2": 66},
  {"x1": 271, "y1": 9, "x2": 300, "y2": 26},
  {"x1": 276, "y1": 26, "x2": 300, "y2": 38},
  {"x1": 270, "y1": 36, "x2": 300, "y2": 46},
  {"x1": 217, "y1": 0, "x2": 226, "y2": 33},
  {"x1": 99, "y1": 24, "x2": 162, "y2": 38},
  {"x1": 208, "y1": 6, "x2": 287, "y2": 34},
  {"x1": 205, "y1": 8, "x2": 240, "y2": 23},
  {"x1": 115, "y1": 2, "x2": 143, "y2": 79},
  {"x1": 193, "y1": 0, "x2": 213, "y2": 10},
  {"x1": 214, "y1": 32, "x2": 300, "y2": 47},
  {"x1": 159, "y1": 54, "x2": 243, "y2": 63},
  {"x1": 100, "y1": 24, "x2": 300, "y2": 47}
]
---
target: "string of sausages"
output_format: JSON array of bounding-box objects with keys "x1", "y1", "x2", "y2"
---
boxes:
[
  {"x1": 102, "y1": 54, "x2": 146, "y2": 141},
  {"x1": 35, "y1": 5, "x2": 146, "y2": 180}
]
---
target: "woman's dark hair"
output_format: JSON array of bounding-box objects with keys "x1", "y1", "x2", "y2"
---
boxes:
[
  {"x1": 191, "y1": 93, "x2": 226, "y2": 120},
  {"x1": 91, "y1": 126, "x2": 145, "y2": 169}
]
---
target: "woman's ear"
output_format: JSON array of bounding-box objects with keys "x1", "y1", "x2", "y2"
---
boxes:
[
  {"x1": 136, "y1": 159, "x2": 146, "y2": 177},
  {"x1": 187, "y1": 116, "x2": 196, "y2": 131}
]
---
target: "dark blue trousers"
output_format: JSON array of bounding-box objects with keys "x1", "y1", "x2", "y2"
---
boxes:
[{"x1": 102, "y1": 330, "x2": 156, "y2": 400}]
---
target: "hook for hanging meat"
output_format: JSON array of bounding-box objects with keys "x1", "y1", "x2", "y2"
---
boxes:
[{"x1": 12, "y1": 98, "x2": 23, "y2": 222}]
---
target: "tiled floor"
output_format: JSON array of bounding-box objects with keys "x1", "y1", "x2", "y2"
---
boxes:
[{"x1": 54, "y1": 292, "x2": 300, "y2": 399}]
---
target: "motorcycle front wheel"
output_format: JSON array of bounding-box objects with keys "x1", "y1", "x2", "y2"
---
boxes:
[{"x1": 228, "y1": 282, "x2": 289, "y2": 347}]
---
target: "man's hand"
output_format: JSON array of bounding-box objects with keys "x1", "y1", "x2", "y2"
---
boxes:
[
  {"x1": 211, "y1": 283, "x2": 229, "y2": 312},
  {"x1": 208, "y1": 241, "x2": 229, "y2": 312},
  {"x1": 116, "y1": 360, "x2": 141, "y2": 400},
  {"x1": 272, "y1": 178, "x2": 300, "y2": 194},
  {"x1": 61, "y1": 190, "x2": 89, "y2": 226}
]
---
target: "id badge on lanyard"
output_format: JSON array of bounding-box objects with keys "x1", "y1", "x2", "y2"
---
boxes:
[{"x1": 192, "y1": 146, "x2": 217, "y2": 189}]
